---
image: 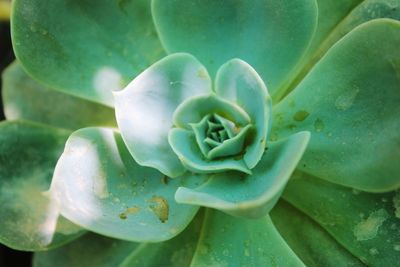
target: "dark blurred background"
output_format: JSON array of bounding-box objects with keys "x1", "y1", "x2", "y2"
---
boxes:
[{"x1": 0, "y1": 21, "x2": 33, "y2": 267}]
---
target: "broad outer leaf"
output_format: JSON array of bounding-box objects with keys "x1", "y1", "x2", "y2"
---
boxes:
[
  {"x1": 152, "y1": 0, "x2": 318, "y2": 99},
  {"x1": 283, "y1": 172, "x2": 400, "y2": 266},
  {"x1": 0, "y1": 121, "x2": 83, "y2": 251},
  {"x1": 119, "y1": 210, "x2": 204, "y2": 267},
  {"x1": 284, "y1": 0, "x2": 400, "y2": 96},
  {"x1": 51, "y1": 127, "x2": 204, "y2": 242},
  {"x1": 271, "y1": 200, "x2": 365, "y2": 267},
  {"x1": 114, "y1": 53, "x2": 211, "y2": 177},
  {"x1": 190, "y1": 209, "x2": 304, "y2": 266},
  {"x1": 175, "y1": 132, "x2": 310, "y2": 218},
  {"x1": 2, "y1": 61, "x2": 116, "y2": 130},
  {"x1": 34, "y1": 211, "x2": 205, "y2": 267},
  {"x1": 273, "y1": 19, "x2": 400, "y2": 192},
  {"x1": 33, "y1": 233, "x2": 139, "y2": 267},
  {"x1": 12, "y1": 0, "x2": 165, "y2": 106},
  {"x1": 309, "y1": 0, "x2": 363, "y2": 52}
]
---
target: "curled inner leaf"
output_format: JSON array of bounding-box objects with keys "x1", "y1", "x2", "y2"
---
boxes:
[{"x1": 191, "y1": 113, "x2": 252, "y2": 160}]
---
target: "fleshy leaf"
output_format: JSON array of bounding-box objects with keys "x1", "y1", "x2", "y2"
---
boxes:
[
  {"x1": 215, "y1": 58, "x2": 271, "y2": 169},
  {"x1": 114, "y1": 53, "x2": 211, "y2": 177},
  {"x1": 190, "y1": 209, "x2": 304, "y2": 266},
  {"x1": 34, "y1": 211, "x2": 204, "y2": 267},
  {"x1": 118, "y1": 210, "x2": 204, "y2": 267},
  {"x1": 283, "y1": 172, "x2": 400, "y2": 266},
  {"x1": 172, "y1": 94, "x2": 250, "y2": 130},
  {"x1": 51, "y1": 127, "x2": 204, "y2": 242},
  {"x1": 169, "y1": 129, "x2": 251, "y2": 174},
  {"x1": 0, "y1": 121, "x2": 83, "y2": 251},
  {"x1": 2, "y1": 61, "x2": 116, "y2": 130},
  {"x1": 308, "y1": 0, "x2": 363, "y2": 52},
  {"x1": 271, "y1": 200, "x2": 365, "y2": 267},
  {"x1": 152, "y1": 0, "x2": 318, "y2": 98},
  {"x1": 175, "y1": 132, "x2": 310, "y2": 218},
  {"x1": 33, "y1": 233, "x2": 139, "y2": 267},
  {"x1": 12, "y1": 0, "x2": 165, "y2": 106},
  {"x1": 273, "y1": 19, "x2": 400, "y2": 192},
  {"x1": 284, "y1": 0, "x2": 400, "y2": 96}
]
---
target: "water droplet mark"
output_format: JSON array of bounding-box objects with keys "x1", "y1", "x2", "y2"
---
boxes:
[
  {"x1": 293, "y1": 110, "x2": 310, "y2": 122},
  {"x1": 161, "y1": 175, "x2": 169, "y2": 185},
  {"x1": 222, "y1": 249, "x2": 230, "y2": 256},
  {"x1": 353, "y1": 209, "x2": 389, "y2": 241},
  {"x1": 393, "y1": 191, "x2": 400, "y2": 219},
  {"x1": 369, "y1": 248, "x2": 379, "y2": 256},
  {"x1": 119, "y1": 206, "x2": 140, "y2": 220},
  {"x1": 313, "y1": 118, "x2": 325, "y2": 132},
  {"x1": 197, "y1": 68, "x2": 208, "y2": 79},
  {"x1": 352, "y1": 188, "x2": 361, "y2": 195},
  {"x1": 149, "y1": 196, "x2": 169, "y2": 223},
  {"x1": 335, "y1": 88, "x2": 359, "y2": 111}
]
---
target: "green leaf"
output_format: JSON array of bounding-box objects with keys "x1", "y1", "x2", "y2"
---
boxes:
[
  {"x1": 190, "y1": 209, "x2": 304, "y2": 266},
  {"x1": 114, "y1": 53, "x2": 211, "y2": 178},
  {"x1": 12, "y1": 0, "x2": 165, "y2": 106},
  {"x1": 310, "y1": 0, "x2": 363, "y2": 52},
  {"x1": 284, "y1": 0, "x2": 400, "y2": 98},
  {"x1": 272, "y1": 19, "x2": 400, "y2": 192},
  {"x1": 175, "y1": 132, "x2": 310, "y2": 218},
  {"x1": 172, "y1": 94, "x2": 250, "y2": 130},
  {"x1": 215, "y1": 58, "x2": 272, "y2": 169},
  {"x1": 0, "y1": 121, "x2": 83, "y2": 251},
  {"x1": 283, "y1": 172, "x2": 400, "y2": 266},
  {"x1": 119, "y1": 210, "x2": 204, "y2": 267},
  {"x1": 271, "y1": 200, "x2": 365, "y2": 267},
  {"x1": 152, "y1": 0, "x2": 318, "y2": 99},
  {"x1": 2, "y1": 61, "x2": 116, "y2": 130},
  {"x1": 51, "y1": 127, "x2": 205, "y2": 242},
  {"x1": 169, "y1": 128, "x2": 251, "y2": 175},
  {"x1": 33, "y1": 233, "x2": 139, "y2": 267},
  {"x1": 34, "y1": 211, "x2": 204, "y2": 267}
]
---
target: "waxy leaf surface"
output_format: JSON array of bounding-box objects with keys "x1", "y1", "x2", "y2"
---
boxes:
[
  {"x1": 114, "y1": 53, "x2": 211, "y2": 178},
  {"x1": 51, "y1": 127, "x2": 204, "y2": 242},
  {"x1": 271, "y1": 200, "x2": 365, "y2": 267},
  {"x1": 152, "y1": 0, "x2": 318, "y2": 99},
  {"x1": 12, "y1": 0, "x2": 165, "y2": 106},
  {"x1": 273, "y1": 19, "x2": 400, "y2": 192},
  {"x1": 175, "y1": 132, "x2": 310, "y2": 218},
  {"x1": 283, "y1": 172, "x2": 400, "y2": 266},
  {"x1": 190, "y1": 209, "x2": 304, "y2": 266},
  {"x1": 0, "y1": 121, "x2": 82, "y2": 251},
  {"x1": 2, "y1": 62, "x2": 116, "y2": 130}
]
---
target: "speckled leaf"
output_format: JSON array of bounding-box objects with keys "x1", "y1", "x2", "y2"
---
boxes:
[
  {"x1": 272, "y1": 19, "x2": 400, "y2": 192},
  {"x1": 283, "y1": 172, "x2": 400, "y2": 266},
  {"x1": 51, "y1": 127, "x2": 204, "y2": 242},
  {"x1": 190, "y1": 209, "x2": 304, "y2": 266},
  {"x1": 271, "y1": 200, "x2": 365, "y2": 267},
  {"x1": 12, "y1": 0, "x2": 165, "y2": 106},
  {"x1": 2, "y1": 61, "x2": 116, "y2": 130},
  {"x1": 152, "y1": 0, "x2": 317, "y2": 99},
  {"x1": 0, "y1": 121, "x2": 83, "y2": 251},
  {"x1": 175, "y1": 132, "x2": 310, "y2": 218},
  {"x1": 284, "y1": 0, "x2": 400, "y2": 97},
  {"x1": 114, "y1": 53, "x2": 211, "y2": 178}
]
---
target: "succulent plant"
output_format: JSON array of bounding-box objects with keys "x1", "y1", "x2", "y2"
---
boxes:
[{"x1": 1, "y1": 0, "x2": 400, "y2": 266}]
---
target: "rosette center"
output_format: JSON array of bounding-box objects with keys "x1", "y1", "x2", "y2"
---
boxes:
[{"x1": 191, "y1": 113, "x2": 251, "y2": 160}]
